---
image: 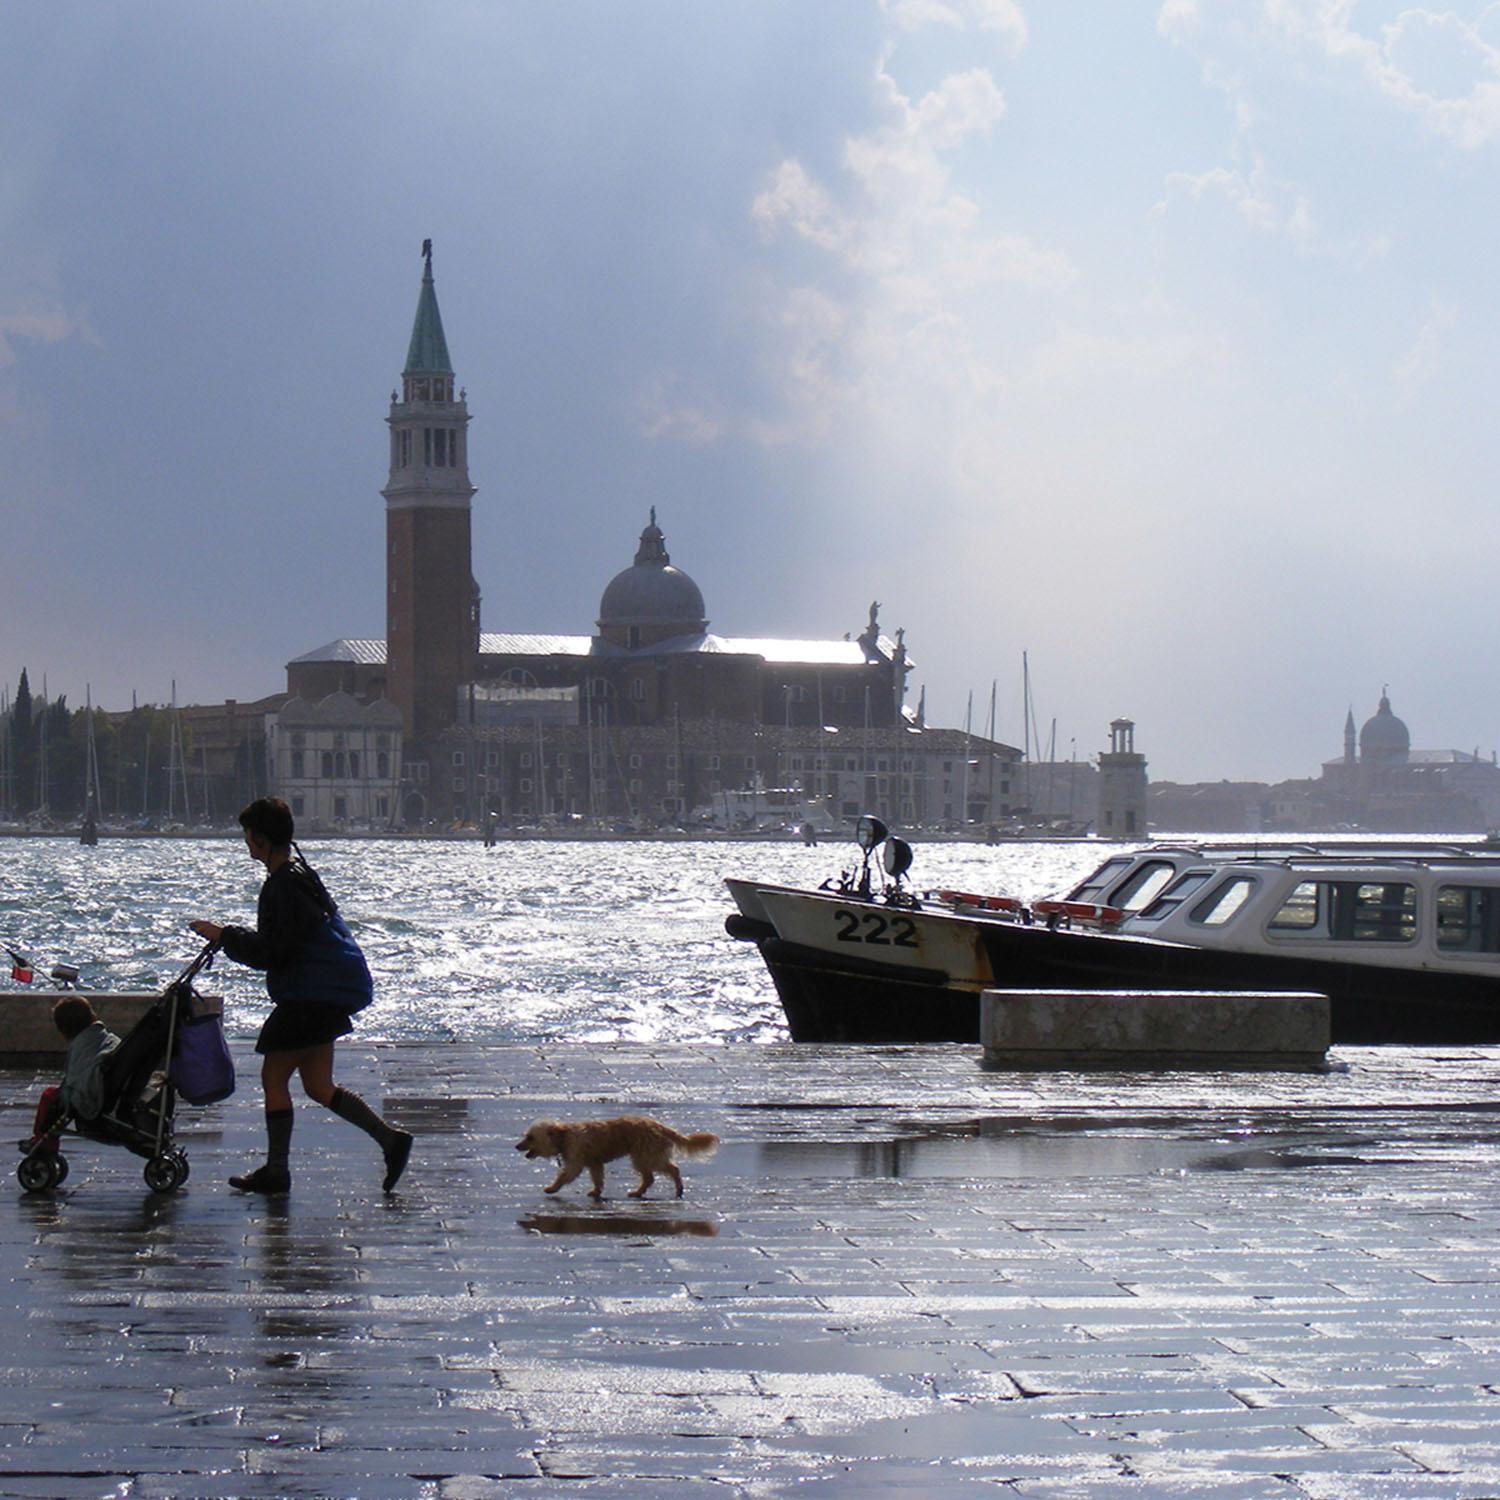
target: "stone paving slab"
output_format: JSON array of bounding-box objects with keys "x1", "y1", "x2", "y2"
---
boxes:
[{"x1": 3, "y1": 1042, "x2": 1500, "y2": 1497}]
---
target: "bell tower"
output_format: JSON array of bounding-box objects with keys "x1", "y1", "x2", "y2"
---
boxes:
[{"x1": 383, "y1": 241, "x2": 479, "y2": 742}]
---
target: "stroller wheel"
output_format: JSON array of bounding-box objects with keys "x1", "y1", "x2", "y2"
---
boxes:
[
  {"x1": 52, "y1": 1155, "x2": 69, "y2": 1185},
  {"x1": 144, "y1": 1154, "x2": 187, "y2": 1194},
  {"x1": 18, "y1": 1155, "x2": 60, "y2": 1193}
]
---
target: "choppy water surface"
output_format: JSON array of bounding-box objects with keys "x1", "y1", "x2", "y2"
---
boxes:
[{"x1": 0, "y1": 835, "x2": 1114, "y2": 1045}]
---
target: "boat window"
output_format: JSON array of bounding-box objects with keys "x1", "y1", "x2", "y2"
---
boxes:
[
  {"x1": 1268, "y1": 881, "x2": 1322, "y2": 933},
  {"x1": 1338, "y1": 882, "x2": 1416, "y2": 942},
  {"x1": 1107, "y1": 860, "x2": 1180, "y2": 913},
  {"x1": 1189, "y1": 876, "x2": 1257, "y2": 927},
  {"x1": 1066, "y1": 858, "x2": 1133, "y2": 904},
  {"x1": 1436, "y1": 885, "x2": 1500, "y2": 953},
  {"x1": 1268, "y1": 879, "x2": 1416, "y2": 942},
  {"x1": 1138, "y1": 871, "x2": 1213, "y2": 921}
]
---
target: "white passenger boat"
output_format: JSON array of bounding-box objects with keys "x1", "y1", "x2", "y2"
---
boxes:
[{"x1": 725, "y1": 820, "x2": 1500, "y2": 1044}]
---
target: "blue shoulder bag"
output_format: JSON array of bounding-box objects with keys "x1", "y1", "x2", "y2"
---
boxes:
[{"x1": 268, "y1": 912, "x2": 375, "y2": 1013}]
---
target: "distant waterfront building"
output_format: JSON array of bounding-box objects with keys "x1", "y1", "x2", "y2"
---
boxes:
[
  {"x1": 278, "y1": 245, "x2": 979, "y2": 829},
  {"x1": 1315, "y1": 690, "x2": 1500, "y2": 831},
  {"x1": 1148, "y1": 690, "x2": 1500, "y2": 834},
  {"x1": 267, "y1": 692, "x2": 403, "y2": 830},
  {"x1": 426, "y1": 721, "x2": 1020, "y2": 830}
]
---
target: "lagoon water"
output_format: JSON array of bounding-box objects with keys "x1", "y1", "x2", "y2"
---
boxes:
[{"x1": 0, "y1": 835, "x2": 1117, "y2": 1046}]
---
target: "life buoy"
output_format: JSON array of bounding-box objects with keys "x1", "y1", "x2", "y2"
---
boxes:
[
  {"x1": 1033, "y1": 899, "x2": 1125, "y2": 927},
  {"x1": 934, "y1": 889, "x2": 1025, "y2": 914}
]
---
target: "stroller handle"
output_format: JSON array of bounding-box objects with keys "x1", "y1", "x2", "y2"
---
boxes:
[{"x1": 176, "y1": 939, "x2": 222, "y2": 986}]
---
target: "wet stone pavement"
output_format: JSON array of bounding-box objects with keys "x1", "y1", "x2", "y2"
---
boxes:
[{"x1": 4, "y1": 1042, "x2": 1500, "y2": 1499}]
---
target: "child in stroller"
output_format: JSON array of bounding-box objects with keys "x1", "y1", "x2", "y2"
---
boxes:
[
  {"x1": 27, "y1": 996, "x2": 122, "y2": 1153},
  {"x1": 17, "y1": 945, "x2": 223, "y2": 1194}
]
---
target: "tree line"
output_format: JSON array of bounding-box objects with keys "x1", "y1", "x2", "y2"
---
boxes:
[{"x1": 0, "y1": 669, "x2": 254, "y2": 825}]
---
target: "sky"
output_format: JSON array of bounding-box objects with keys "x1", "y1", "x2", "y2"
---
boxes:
[{"x1": 4, "y1": 0, "x2": 1500, "y2": 784}]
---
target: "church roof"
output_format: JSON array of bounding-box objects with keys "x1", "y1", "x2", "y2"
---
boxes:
[
  {"x1": 699, "y1": 635, "x2": 897, "y2": 666},
  {"x1": 587, "y1": 632, "x2": 897, "y2": 665},
  {"x1": 404, "y1": 242, "x2": 453, "y2": 376},
  {"x1": 290, "y1": 633, "x2": 898, "y2": 670},
  {"x1": 480, "y1": 633, "x2": 593, "y2": 656},
  {"x1": 288, "y1": 638, "x2": 387, "y2": 666}
]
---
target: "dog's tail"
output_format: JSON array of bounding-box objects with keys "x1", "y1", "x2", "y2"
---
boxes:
[{"x1": 670, "y1": 1130, "x2": 719, "y2": 1159}]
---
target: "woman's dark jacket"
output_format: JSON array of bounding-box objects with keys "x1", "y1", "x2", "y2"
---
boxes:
[{"x1": 219, "y1": 860, "x2": 372, "y2": 1011}]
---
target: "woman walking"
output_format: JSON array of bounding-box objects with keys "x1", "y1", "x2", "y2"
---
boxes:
[{"x1": 191, "y1": 797, "x2": 412, "y2": 1195}]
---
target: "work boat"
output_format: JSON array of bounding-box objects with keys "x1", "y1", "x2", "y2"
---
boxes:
[{"x1": 725, "y1": 819, "x2": 1500, "y2": 1045}]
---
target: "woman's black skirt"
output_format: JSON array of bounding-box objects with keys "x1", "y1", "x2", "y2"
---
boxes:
[{"x1": 255, "y1": 1003, "x2": 354, "y2": 1055}]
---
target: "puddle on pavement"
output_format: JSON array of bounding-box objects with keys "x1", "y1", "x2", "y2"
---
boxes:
[
  {"x1": 383, "y1": 1095, "x2": 470, "y2": 1134},
  {"x1": 519, "y1": 1211, "x2": 719, "y2": 1237},
  {"x1": 718, "y1": 1117, "x2": 1413, "y2": 1180}
]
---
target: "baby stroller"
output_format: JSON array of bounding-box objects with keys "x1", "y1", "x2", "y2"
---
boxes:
[{"x1": 17, "y1": 942, "x2": 229, "y2": 1194}]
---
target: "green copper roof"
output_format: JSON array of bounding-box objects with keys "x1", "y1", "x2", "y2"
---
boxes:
[{"x1": 404, "y1": 242, "x2": 453, "y2": 375}]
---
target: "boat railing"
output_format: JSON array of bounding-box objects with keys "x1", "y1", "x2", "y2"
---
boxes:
[{"x1": 1154, "y1": 840, "x2": 1500, "y2": 867}]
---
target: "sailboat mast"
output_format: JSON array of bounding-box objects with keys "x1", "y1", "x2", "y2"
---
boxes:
[
  {"x1": 1021, "y1": 652, "x2": 1030, "y2": 813},
  {"x1": 961, "y1": 689, "x2": 972, "y2": 829}
]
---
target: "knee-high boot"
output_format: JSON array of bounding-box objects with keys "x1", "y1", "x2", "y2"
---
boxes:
[
  {"x1": 327, "y1": 1087, "x2": 413, "y2": 1192},
  {"x1": 229, "y1": 1107, "x2": 293, "y2": 1194}
]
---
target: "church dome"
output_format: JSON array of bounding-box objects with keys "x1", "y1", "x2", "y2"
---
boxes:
[
  {"x1": 1359, "y1": 691, "x2": 1410, "y2": 765},
  {"x1": 597, "y1": 511, "x2": 707, "y2": 644}
]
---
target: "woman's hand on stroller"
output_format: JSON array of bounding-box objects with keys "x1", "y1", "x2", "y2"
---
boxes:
[{"x1": 189, "y1": 920, "x2": 223, "y2": 943}]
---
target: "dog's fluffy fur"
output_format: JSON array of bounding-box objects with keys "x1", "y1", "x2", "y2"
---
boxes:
[{"x1": 515, "y1": 1114, "x2": 718, "y2": 1199}]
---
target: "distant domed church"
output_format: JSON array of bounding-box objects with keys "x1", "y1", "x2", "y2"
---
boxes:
[
  {"x1": 1317, "y1": 689, "x2": 1500, "y2": 832},
  {"x1": 1325, "y1": 690, "x2": 1416, "y2": 793},
  {"x1": 272, "y1": 247, "x2": 1012, "y2": 829},
  {"x1": 1355, "y1": 691, "x2": 1410, "y2": 768}
]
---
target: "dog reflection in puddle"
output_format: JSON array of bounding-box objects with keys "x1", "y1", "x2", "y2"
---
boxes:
[
  {"x1": 515, "y1": 1114, "x2": 718, "y2": 1200},
  {"x1": 519, "y1": 1212, "x2": 718, "y2": 1237}
]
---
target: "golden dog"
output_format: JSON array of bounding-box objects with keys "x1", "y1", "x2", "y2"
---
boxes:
[{"x1": 515, "y1": 1115, "x2": 718, "y2": 1200}]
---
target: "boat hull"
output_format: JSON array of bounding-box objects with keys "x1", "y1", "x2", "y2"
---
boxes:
[{"x1": 731, "y1": 886, "x2": 1500, "y2": 1045}]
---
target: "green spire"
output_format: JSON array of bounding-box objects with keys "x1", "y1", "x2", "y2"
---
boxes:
[{"x1": 404, "y1": 239, "x2": 453, "y2": 376}]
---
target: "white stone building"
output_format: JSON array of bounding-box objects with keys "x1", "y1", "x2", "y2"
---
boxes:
[{"x1": 269, "y1": 692, "x2": 404, "y2": 831}]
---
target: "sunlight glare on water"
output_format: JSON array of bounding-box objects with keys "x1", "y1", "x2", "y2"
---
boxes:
[{"x1": 0, "y1": 835, "x2": 1115, "y2": 1045}]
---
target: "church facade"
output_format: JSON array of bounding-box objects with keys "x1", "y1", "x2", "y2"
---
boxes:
[{"x1": 275, "y1": 248, "x2": 1020, "y2": 830}]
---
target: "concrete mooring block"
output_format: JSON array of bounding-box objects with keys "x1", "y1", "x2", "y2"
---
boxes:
[
  {"x1": 980, "y1": 988, "x2": 1330, "y2": 1071},
  {"x1": 0, "y1": 992, "x2": 223, "y2": 1063}
]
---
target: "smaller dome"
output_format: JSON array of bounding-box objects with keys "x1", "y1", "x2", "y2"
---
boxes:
[
  {"x1": 1359, "y1": 691, "x2": 1410, "y2": 765},
  {"x1": 598, "y1": 511, "x2": 707, "y2": 640}
]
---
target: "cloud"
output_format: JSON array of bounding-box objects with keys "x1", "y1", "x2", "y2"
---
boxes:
[
  {"x1": 881, "y1": 0, "x2": 1028, "y2": 53},
  {"x1": 0, "y1": 305, "x2": 92, "y2": 369},
  {"x1": 1174, "y1": 1, "x2": 1500, "y2": 148},
  {"x1": 1394, "y1": 293, "x2": 1460, "y2": 386},
  {"x1": 1158, "y1": 159, "x2": 1279, "y2": 230},
  {"x1": 1153, "y1": 154, "x2": 1390, "y2": 264},
  {"x1": 633, "y1": 378, "x2": 729, "y2": 447},
  {"x1": 1150, "y1": 22, "x2": 1395, "y2": 266},
  {"x1": 754, "y1": 66, "x2": 1011, "y2": 273},
  {"x1": 667, "y1": 55, "x2": 1069, "y2": 447},
  {"x1": 1156, "y1": 0, "x2": 1200, "y2": 43},
  {"x1": 0, "y1": 218, "x2": 95, "y2": 370}
]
